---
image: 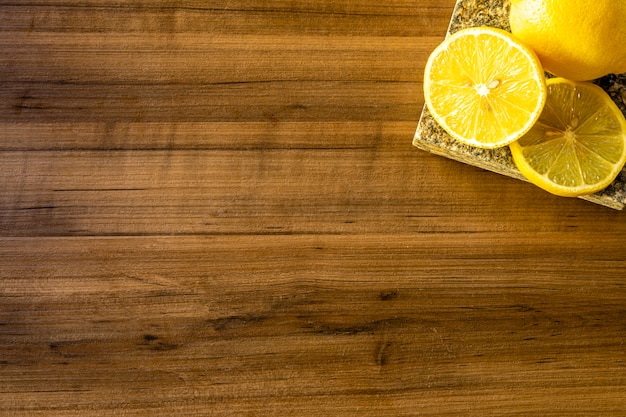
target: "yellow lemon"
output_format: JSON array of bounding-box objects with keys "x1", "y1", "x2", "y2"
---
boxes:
[
  {"x1": 510, "y1": 78, "x2": 626, "y2": 197},
  {"x1": 509, "y1": 0, "x2": 626, "y2": 81},
  {"x1": 423, "y1": 27, "x2": 546, "y2": 149}
]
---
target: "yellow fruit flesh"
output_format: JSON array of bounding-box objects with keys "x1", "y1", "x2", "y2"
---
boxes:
[
  {"x1": 424, "y1": 27, "x2": 546, "y2": 149},
  {"x1": 510, "y1": 79, "x2": 626, "y2": 197}
]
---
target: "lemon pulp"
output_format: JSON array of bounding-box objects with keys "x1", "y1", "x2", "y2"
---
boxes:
[
  {"x1": 509, "y1": 78, "x2": 626, "y2": 197},
  {"x1": 423, "y1": 26, "x2": 546, "y2": 149}
]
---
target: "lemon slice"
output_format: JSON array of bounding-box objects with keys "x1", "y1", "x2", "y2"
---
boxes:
[
  {"x1": 423, "y1": 27, "x2": 547, "y2": 149},
  {"x1": 510, "y1": 78, "x2": 626, "y2": 197}
]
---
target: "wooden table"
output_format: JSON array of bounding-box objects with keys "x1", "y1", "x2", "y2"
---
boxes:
[{"x1": 2, "y1": 1, "x2": 625, "y2": 415}]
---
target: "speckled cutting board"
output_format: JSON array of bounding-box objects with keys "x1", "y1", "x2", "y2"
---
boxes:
[{"x1": 413, "y1": 0, "x2": 626, "y2": 210}]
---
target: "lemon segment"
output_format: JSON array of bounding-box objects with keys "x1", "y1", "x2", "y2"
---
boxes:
[
  {"x1": 424, "y1": 27, "x2": 547, "y2": 149},
  {"x1": 509, "y1": 78, "x2": 626, "y2": 197}
]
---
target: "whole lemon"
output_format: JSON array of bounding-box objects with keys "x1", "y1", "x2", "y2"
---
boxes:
[{"x1": 509, "y1": 0, "x2": 626, "y2": 81}]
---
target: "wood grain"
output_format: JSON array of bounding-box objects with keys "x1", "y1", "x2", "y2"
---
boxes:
[{"x1": 1, "y1": 1, "x2": 625, "y2": 416}]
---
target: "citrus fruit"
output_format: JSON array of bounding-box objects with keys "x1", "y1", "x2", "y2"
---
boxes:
[
  {"x1": 509, "y1": 0, "x2": 626, "y2": 81},
  {"x1": 423, "y1": 26, "x2": 546, "y2": 149},
  {"x1": 509, "y1": 78, "x2": 626, "y2": 197}
]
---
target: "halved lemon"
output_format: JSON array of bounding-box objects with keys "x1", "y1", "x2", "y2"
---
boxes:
[
  {"x1": 424, "y1": 27, "x2": 546, "y2": 149},
  {"x1": 510, "y1": 78, "x2": 626, "y2": 197}
]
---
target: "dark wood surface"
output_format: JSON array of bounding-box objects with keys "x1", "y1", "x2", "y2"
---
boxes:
[{"x1": 1, "y1": 1, "x2": 625, "y2": 416}]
